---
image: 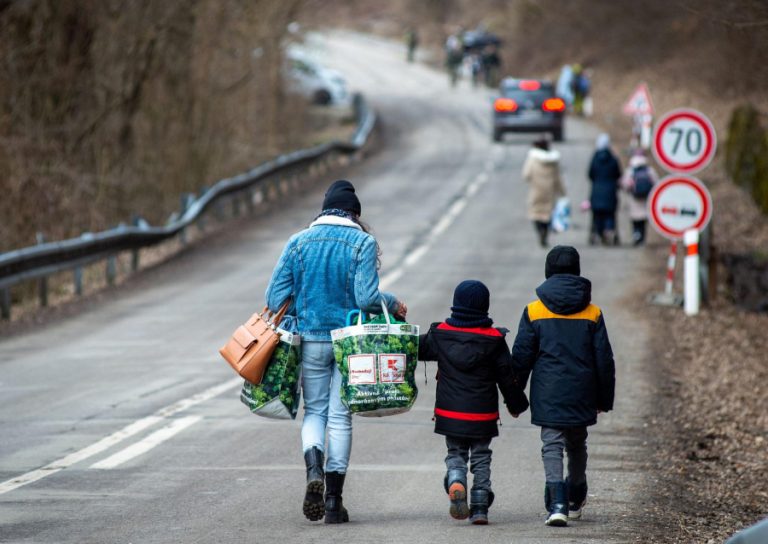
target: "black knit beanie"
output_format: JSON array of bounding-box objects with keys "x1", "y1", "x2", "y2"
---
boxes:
[
  {"x1": 446, "y1": 280, "x2": 493, "y2": 328},
  {"x1": 545, "y1": 245, "x2": 581, "y2": 279},
  {"x1": 322, "y1": 179, "x2": 361, "y2": 216}
]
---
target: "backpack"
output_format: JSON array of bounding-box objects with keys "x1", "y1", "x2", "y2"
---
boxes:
[{"x1": 631, "y1": 166, "x2": 653, "y2": 198}]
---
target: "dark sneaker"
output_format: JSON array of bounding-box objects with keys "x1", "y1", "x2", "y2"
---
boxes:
[{"x1": 567, "y1": 478, "x2": 588, "y2": 520}]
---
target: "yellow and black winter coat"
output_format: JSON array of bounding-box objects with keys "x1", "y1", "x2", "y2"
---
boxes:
[{"x1": 512, "y1": 274, "x2": 615, "y2": 428}]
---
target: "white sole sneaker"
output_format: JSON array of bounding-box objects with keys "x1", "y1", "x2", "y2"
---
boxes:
[
  {"x1": 545, "y1": 512, "x2": 568, "y2": 526},
  {"x1": 568, "y1": 498, "x2": 587, "y2": 520}
]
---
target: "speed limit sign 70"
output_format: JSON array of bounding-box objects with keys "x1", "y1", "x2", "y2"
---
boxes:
[{"x1": 652, "y1": 108, "x2": 717, "y2": 174}]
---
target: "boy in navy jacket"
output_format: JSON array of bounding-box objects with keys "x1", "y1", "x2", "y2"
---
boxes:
[
  {"x1": 419, "y1": 280, "x2": 528, "y2": 525},
  {"x1": 511, "y1": 246, "x2": 615, "y2": 527}
]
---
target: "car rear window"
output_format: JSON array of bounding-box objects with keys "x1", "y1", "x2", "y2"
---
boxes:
[{"x1": 501, "y1": 89, "x2": 553, "y2": 105}]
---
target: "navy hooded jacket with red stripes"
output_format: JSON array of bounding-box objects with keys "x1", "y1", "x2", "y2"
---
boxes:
[{"x1": 418, "y1": 322, "x2": 529, "y2": 439}]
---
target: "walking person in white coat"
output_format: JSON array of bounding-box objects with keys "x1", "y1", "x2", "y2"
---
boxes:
[{"x1": 522, "y1": 138, "x2": 565, "y2": 248}]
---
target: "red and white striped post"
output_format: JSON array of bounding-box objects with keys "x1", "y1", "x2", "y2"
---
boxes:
[
  {"x1": 664, "y1": 241, "x2": 678, "y2": 296},
  {"x1": 684, "y1": 229, "x2": 700, "y2": 315}
]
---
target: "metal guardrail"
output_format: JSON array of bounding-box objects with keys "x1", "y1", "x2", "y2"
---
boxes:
[{"x1": 0, "y1": 93, "x2": 376, "y2": 319}]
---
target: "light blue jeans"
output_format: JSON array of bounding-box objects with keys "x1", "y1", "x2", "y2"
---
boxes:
[{"x1": 301, "y1": 341, "x2": 352, "y2": 473}]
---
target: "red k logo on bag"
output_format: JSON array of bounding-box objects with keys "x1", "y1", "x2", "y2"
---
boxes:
[{"x1": 379, "y1": 354, "x2": 405, "y2": 383}]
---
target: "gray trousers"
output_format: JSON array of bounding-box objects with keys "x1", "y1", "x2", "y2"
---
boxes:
[
  {"x1": 445, "y1": 436, "x2": 493, "y2": 492},
  {"x1": 540, "y1": 426, "x2": 588, "y2": 484}
]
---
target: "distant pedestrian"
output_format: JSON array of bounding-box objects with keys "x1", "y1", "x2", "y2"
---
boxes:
[
  {"x1": 523, "y1": 138, "x2": 565, "y2": 248},
  {"x1": 405, "y1": 28, "x2": 419, "y2": 62},
  {"x1": 481, "y1": 45, "x2": 501, "y2": 87},
  {"x1": 511, "y1": 246, "x2": 615, "y2": 527},
  {"x1": 445, "y1": 34, "x2": 463, "y2": 87},
  {"x1": 620, "y1": 151, "x2": 659, "y2": 246},
  {"x1": 419, "y1": 280, "x2": 529, "y2": 525},
  {"x1": 266, "y1": 179, "x2": 407, "y2": 524},
  {"x1": 570, "y1": 64, "x2": 590, "y2": 116},
  {"x1": 588, "y1": 133, "x2": 622, "y2": 245}
]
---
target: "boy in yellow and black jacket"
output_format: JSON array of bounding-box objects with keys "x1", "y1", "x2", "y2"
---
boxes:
[{"x1": 511, "y1": 246, "x2": 615, "y2": 527}]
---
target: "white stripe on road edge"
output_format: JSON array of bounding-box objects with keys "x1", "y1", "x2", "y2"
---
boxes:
[
  {"x1": 0, "y1": 377, "x2": 241, "y2": 495},
  {"x1": 91, "y1": 416, "x2": 202, "y2": 469},
  {"x1": 380, "y1": 170, "x2": 491, "y2": 290}
]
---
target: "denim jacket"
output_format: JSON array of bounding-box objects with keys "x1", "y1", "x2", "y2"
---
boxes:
[{"x1": 265, "y1": 215, "x2": 398, "y2": 341}]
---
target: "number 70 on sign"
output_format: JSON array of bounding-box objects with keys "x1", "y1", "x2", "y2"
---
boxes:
[{"x1": 652, "y1": 108, "x2": 717, "y2": 175}]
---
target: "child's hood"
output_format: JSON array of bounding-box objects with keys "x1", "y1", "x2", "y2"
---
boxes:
[
  {"x1": 535, "y1": 275, "x2": 592, "y2": 315},
  {"x1": 430, "y1": 323, "x2": 506, "y2": 370}
]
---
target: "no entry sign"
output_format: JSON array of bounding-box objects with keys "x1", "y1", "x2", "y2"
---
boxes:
[
  {"x1": 648, "y1": 175, "x2": 713, "y2": 239},
  {"x1": 653, "y1": 108, "x2": 717, "y2": 174}
]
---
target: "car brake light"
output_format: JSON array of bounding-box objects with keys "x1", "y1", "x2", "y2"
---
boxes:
[
  {"x1": 519, "y1": 80, "x2": 541, "y2": 91},
  {"x1": 494, "y1": 98, "x2": 518, "y2": 112},
  {"x1": 542, "y1": 98, "x2": 566, "y2": 112}
]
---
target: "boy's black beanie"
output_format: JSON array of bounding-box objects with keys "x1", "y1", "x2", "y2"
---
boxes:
[
  {"x1": 545, "y1": 245, "x2": 581, "y2": 278},
  {"x1": 446, "y1": 279, "x2": 493, "y2": 328}
]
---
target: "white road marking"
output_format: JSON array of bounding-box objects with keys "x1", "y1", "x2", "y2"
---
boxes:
[
  {"x1": 170, "y1": 464, "x2": 445, "y2": 473},
  {"x1": 91, "y1": 416, "x2": 202, "y2": 469},
  {"x1": 0, "y1": 377, "x2": 241, "y2": 495},
  {"x1": 380, "y1": 168, "x2": 492, "y2": 290}
]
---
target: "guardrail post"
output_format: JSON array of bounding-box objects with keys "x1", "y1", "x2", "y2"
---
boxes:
[
  {"x1": 196, "y1": 188, "x2": 208, "y2": 232},
  {"x1": 246, "y1": 189, "x2": 256, "y2": 213},
  {"x1": 232, "y1": 194, "x2": 241, "y2": 217},
  {"x1": 36, "y1": 232, "x2": 48, "y2": 308},
  {"x1": 131, "y1": 216, "x2": 143, "y2": 272},
  {"x1": 1, "y1": 288, "x2": 10, "y2": 320},
  {"x1": 74, "y1": 267, "x2": 83, "y2": 296},
  {"x1": 106, "y1": 255, "x2": 117, "y2": 286},
  {"x1": 179, "y1": 194, "x2": 195, "y2": 244}
]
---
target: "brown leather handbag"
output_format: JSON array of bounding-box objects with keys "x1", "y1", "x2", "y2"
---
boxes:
[{"x1": 219, "y1": 301, "x2": 291, "y2": 384}]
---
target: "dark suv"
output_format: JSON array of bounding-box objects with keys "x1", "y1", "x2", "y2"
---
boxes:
[{"x1": 492, "y1": 78, "x2": 565, "y2": 142}]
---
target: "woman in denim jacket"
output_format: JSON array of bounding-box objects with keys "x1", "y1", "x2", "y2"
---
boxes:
[{"x1": 266, "y1": 179, "x2": 407, "y2": 524}]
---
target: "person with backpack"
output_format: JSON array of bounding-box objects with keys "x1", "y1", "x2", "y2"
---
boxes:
[
  {"x1": 621, "y1": 151, "x2": 659, "y2": 246},
  {"x1": 511, "y1": 246, "x2": 615, "y2": 527},
  {"x1": 418, "y1": 280, "x2": 529, "y2": 525}
]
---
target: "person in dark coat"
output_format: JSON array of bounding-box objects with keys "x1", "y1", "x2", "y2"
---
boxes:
[
  {"x1": 588, "y1": 133, "x2": 622, "y2": 245},
  {"x1": 511, "y1": 246, "x2": 615, "y2": 527},
  {"x1": 419, "y1": 280, "x2": 529, "y2": 525}
]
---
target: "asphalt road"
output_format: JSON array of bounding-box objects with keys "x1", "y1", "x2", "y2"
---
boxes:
[{"x1": 0, "y1": 32, "x2": 653, "y2": 543}]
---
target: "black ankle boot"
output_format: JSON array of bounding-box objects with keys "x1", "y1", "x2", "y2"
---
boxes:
[
  {"x1": 303, "y1": 447, "x2": 324, "y2": 521},
  {"x1": 324, "y1": 471, "x2": 350, "y2": 524},
  {"x1": 469, "y1": 489, "x2": 494, "y2": 525}
]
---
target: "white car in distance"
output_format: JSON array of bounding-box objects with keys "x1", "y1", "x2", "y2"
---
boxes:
[{"x1": 285, "y1": 47, "x2": 351, "y2": 107}]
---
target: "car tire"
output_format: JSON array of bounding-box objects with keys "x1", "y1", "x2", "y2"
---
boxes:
[
  {"x1": 553, "y1": 128, "x2": 564, "y2": 142},
  {"x1": 492, "y1": 129, "x2": 503, "y2": 143},
  {"x1": 313, "y1": 89, "x2": 332, "y2": 105}
]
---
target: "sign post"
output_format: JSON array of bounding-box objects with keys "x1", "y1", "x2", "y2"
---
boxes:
[
  {"x1": 623, "y1": 83, "x2": 654, "y2": 149},
  {"x1": 649, "y1": 107, "x2": 717, "y2": 309},
  {"x1": 647, "y1": 175, "x2": 713, "y2": 306}
]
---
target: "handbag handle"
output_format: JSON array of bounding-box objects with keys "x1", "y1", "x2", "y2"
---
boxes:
[
  {"x1": 261, "y1": 299, "x2": 291, "y2": 328},
  {"x1": 350, "y1": 298, "x2": 392, "y2": 327}
]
